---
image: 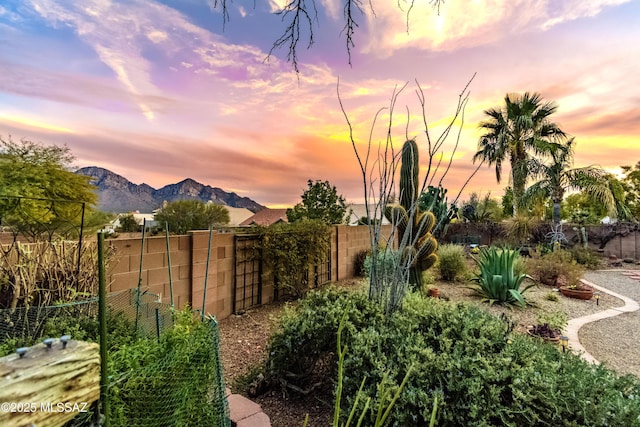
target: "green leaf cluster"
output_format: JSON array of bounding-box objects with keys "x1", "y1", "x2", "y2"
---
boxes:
[
  {"x1": 0, "y1": 137, "x2": 98, "y2": 239},
  {"x1": 436, "y1": 244, "x2": 466, "y2": 282},
  {"x1": 260, "y1": 219, "x2": 331, "y2": 297},
  {"x1": 469, "y1": 247, "x2": 535, "y2": 307},
  {"x1": 267, "y1": 288, "x2": 640, "y2": 426},
  {"x1": 155, "y1": 199, "x2": 230, "y2": 235},
  {"x1": 286, "y1": 179, "x2": 349, "y2": 225},
  {"x1": 108, "y1": 309, "x2": 227, "y2": 426}
]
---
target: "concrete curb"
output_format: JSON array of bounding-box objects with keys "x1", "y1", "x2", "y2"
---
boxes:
[{"x1": 565, "y1": 273, "x2": 640, "y2": 364}]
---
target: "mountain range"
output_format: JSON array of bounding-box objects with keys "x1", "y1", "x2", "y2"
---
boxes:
[{"x1": 75, "y1": 167, "x2": 265, "y2": 213}]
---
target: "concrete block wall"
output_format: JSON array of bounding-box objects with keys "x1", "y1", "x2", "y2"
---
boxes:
[
  {"x1": 106, "y1": 225, "x2": 394, "y2": 321},
  {"x1": 108, "y1": 235, "x2": 192, "y2": 309}
]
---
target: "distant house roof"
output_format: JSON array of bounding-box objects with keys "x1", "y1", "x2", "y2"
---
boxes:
[
  {"x1": 225, "y1": 207, "x2": 255, "y2": 226},
  {"x1": 347, "y1": 204, "x2": 390, "y2": 226},
  {"x1": 240, "y1": 208, "x2": 289, "y2": 226}
]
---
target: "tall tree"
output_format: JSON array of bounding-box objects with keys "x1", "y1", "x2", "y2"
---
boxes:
[
  {"x1": 155, "y1": 200, "x2": 229, "y2": 234},
  {"x1": 0, "y1": 136, "x2": 97, "y2": 239},
  {"x1": 286, "y1": 180, "x2": 349, "y2": 225},
  {"x1": 621, "y1": 161, "x2": 640, "y2": 220},
  {"x1": 473, "y1": 92, "x2": 568, "y2": 215},
  {"x1": 523, "y1": 138, "x2": 619, "y2": 224}
]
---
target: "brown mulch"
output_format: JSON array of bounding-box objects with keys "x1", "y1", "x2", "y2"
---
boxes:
[{"x1": 218, "y1": 260, "x2": 636, "y2": 426}]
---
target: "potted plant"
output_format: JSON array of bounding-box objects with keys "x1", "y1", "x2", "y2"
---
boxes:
[
  {"x1": 526, "y1": 249, "x2": 584, "y2": 287},
  {"x1": 427, "y1": 286, "x2": 440, "y2": 298},
  {"x1": 527, "y1": 323, "x2": 560, "y2": 343},
  {"x1": 560, "y1": 281, "x2": 595, "y2": 300}
]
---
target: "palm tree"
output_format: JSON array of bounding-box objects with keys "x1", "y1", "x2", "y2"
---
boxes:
[
  {"x1": 523, "y1": 138, "x2": 623, "y2": 224},
  {"x1": 474, "y1": 92, "x2": 568, "y2": 215}
]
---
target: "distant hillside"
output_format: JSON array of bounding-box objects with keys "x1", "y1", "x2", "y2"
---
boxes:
[{"x1": 76, "y1": 167, "x2": 265, "y2": 213}]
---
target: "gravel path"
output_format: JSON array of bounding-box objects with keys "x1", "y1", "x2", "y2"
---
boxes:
[{"x1": 578, "y1": 270, "x2": 640, "y2": 377}]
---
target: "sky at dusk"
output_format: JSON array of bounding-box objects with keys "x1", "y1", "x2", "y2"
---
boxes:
[{"x1": 0, "y1": 0, "x2": 638, "y2": 208}]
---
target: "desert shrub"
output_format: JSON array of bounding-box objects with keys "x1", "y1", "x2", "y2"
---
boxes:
[
  {"x1": 109, "y1": 309, "x2": 226, "y2": 426},
  {"x1": 267, "y1": 286, "x2": 384, "y2": 391},
  {"x1": 570, "y1": 246, "x2": 603, "y2": 269},
  {"x1": 527, "y1": 249, "x2": 584, "y2": 286},
  {"x1": 353, "y1": 248, "x2": 371, "y2": 277},
  {"x1": 260, "y1": 219, "x2": 331, "y2": 297},
  {"x1": 362, "y1": 248, "x2": 402, "y2": 285},
  {"x1": 269, "y1": 289, "x2": 640, "y2": 426},
  {"x1": 469, "y1": 247, "x2": 535, "y2": 307},
  {"x1": 536, "y1": 310, "x2": 568, "y2": 331},
  {"x1": 504, "y1": 214, "x2": 539, "y2": 245},
  {"x1": 545, "y1": 291, "x2": 559, "y2": 302},
  {"x1": 437, "y1": 244, "x2": 466, "y2": 281}
]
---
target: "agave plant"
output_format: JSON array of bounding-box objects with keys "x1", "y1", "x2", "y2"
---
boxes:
[{"x1": 469, "y1": 247, "x2": 535, "y2": 307}]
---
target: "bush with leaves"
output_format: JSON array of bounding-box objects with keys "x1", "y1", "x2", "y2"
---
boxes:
[
  {"x1": 108, "y1": 309, "x2": 227, "y2": 426},
  {"x1": 267, "y1": 287, "x2": 384, "y2": 393},
  {"x1": 436, "y1": 244, "x2": 466, "y2": 281},
  {"x1": 570, "y1": 246, "x2": 603, "y2": 269},
  {"x1": 260, "y1": 219, "x2": 331, "y2": 297},
  {"x1": 267, "y1": 288, "x2": 640, "y2": 426},
  {"x1": 362, "y1": 248, "x2": 402, "y2": 286},
  {"x1": 117, "y1": 213, "x2": 139, "y2": 232},
  {"x1": 526, "y1": 249, "x2": 584, "y2": 286},
  {"x1": 286, "y1": 179, "x2": 349, "y2": 225},
  {"x1": 154, "y1": 199, "x2": 229, "y2": 234}
]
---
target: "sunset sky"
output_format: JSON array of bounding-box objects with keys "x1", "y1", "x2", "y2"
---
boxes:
[{"x1": 1, "y1": 0, "x2": 638, "y2": 208}]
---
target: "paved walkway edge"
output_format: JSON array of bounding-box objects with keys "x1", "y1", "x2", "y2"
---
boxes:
[{"x1": 566, "y1": 273, "x2": 640, "y2": 364}]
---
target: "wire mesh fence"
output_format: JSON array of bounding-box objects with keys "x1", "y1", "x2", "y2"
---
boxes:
[{"x1": 0, "y1": 289, "x2": 230, "y2": 427}]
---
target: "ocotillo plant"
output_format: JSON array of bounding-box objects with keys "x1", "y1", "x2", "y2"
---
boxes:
[{"x1": 385, "y1": 139, "x2": 439, "y2": 289}]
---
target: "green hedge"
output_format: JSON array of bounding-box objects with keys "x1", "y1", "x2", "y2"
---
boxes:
[{"x1": 267, "y1": 289, "x2": 640, "y2": 426}]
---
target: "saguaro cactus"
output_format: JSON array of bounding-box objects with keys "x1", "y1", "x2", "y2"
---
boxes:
[{"x1": 386, "y1": 139, "x2": 438, "y2": 289}]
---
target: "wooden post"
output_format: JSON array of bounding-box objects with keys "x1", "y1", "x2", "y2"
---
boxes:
[{"x1": 0, "y1": 339, "x2": 100, "y2": 427}]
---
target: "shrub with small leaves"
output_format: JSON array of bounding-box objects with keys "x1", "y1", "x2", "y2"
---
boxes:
[
  {"x1": 268, "y1": 288, "x2": 640, "y2": 426},
  {"x1": 437, "y1": 244, "x2": 466, "y2": 281}
]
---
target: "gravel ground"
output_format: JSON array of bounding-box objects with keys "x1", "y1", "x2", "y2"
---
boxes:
[{"x1": 578, "y1": 270, "x2": 640, "y2": 377}]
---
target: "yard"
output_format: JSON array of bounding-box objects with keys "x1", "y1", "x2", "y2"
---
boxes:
[{"x1": 219, "y1": 256, "x2": 640, "y2": 426}]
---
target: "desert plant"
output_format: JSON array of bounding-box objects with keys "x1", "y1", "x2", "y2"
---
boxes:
[
  {"x1": 504, "y1": 214, "x2": 539, "y2": 245},
  {"x1": 363, "y1": 249, "x2": 402, "y2": 286},
  {"x1": 270, "y1": 288, "x2": 640, "y2": 426},
  {"x1": 353, "y1": 248, "x2": 371, "y2": 277},
  {"x1": 537, "y1": 311, "x2": 568, "y2": 332},
  {"x1": 0, "y1": 240, "x2": 109, "y2": 309},
  {"x1": 570, "y1": 246, "x2": 603, "y2": 269},
  {"x1": 419, "y1": 185, "x2": 458, "y2": 239},
  {"x1": 545, "y1": 291, "x2": 559, "y2": 302},
  {"x1": 469, "y1": 247, "x2": 535, "y2": 307},
  {"x1": 384, "y1": 139, "x2": 439, "y2": 290},
  {"x1": 260, "y1": 219, "x2": 331, "y2": 297},
  {"x1": 437, "y1": 243, "x2": 466, "y2": 281},
  {"x1": 526, "y1": 249, "x2": 584, "y2": 287}
]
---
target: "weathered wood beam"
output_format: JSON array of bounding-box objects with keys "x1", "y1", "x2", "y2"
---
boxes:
[{"x1": 0, "y1": 339, "x2": 100, "y2": 427}]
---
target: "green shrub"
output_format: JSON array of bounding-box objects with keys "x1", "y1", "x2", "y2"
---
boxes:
[
  {"x1": 570, "y1": 246, "x2": 603, "y2": 269},
  {"x1": 353, "y1": 248, "x2": 371, "y2": 277},
  {"x1": 109, "y1": 309, "x2": 226, "y2": 426},
  {"x1": 437, "y1": 244, "x2": 466, "y2": 281},
  {"x1": 362, "y1": 249, "x2": 402, "y2": 285},
  {"x1": 545, "y1": 291, "x2": 559, "y2": 302},
  {"x1": 537, "y1": 310, "x2": 568, "y2": 331},
  {"x1": 269, "y1": 289, "x2": 640, "y2": 426},
  {"x1": 260, "y1": 219, "x2": 331, "y2": 297},
  {"x1": 267, "y1": 286, "x2": 384, "y2": 391},
  {"x1": 469, "y1": 247, "x2": 535, "y2": 307},
  {"x1": 527, "y1": 249, "x2": 584, "y2": 286}
]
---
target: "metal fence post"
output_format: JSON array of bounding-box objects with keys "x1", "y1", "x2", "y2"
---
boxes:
[{"x1": 98, "y1": 232, "x2": 110, "y2": 426}]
